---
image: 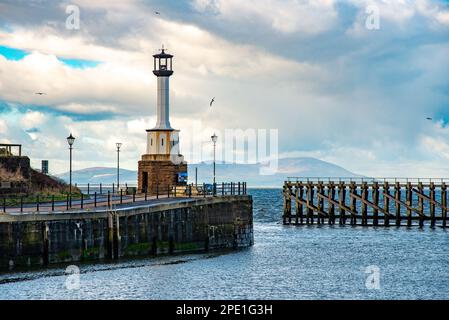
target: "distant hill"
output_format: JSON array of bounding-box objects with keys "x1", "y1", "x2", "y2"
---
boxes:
[
  {"x1": 56, "y1": 157, "x2": 360, "y2": 187},
  {"x1": 56, "y1": 167, "x2": 137, "y2": 184}
]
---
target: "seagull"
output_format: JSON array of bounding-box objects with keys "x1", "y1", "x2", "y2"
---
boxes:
[
  {"x1": 35, "y1": 92, "x2": 46, "y2": 95},
  {"x1": 210, "y1": 97, "x2": 215, "y2": 107},
  {"x1": 426, "y1": 117, "x2": 432, "y2": 120},
  {"x1": 155, "y1": 11, "x2": 160, "y2": 15}
]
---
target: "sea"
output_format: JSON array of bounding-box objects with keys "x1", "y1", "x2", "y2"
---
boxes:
[{"x1": 0, "y1": 188, "x2": 448, "y2": 300}]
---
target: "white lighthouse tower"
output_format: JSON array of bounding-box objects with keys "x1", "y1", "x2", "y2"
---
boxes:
[{"x1": 138, "y1": 47, "x2": 187, "y2": 194}]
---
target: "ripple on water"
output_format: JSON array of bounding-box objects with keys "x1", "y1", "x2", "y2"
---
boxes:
[{"x1": 1, "y1": 189, "x2": 448, "y2": 299}]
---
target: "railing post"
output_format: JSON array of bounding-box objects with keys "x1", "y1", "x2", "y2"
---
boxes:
[
  {"x1": 189, "y1": 184, "x2": 192, "y2": 198},
  {"x1": 174, "y1": 185, "x2": 177, "y2": 197},
  {"x1": 3, "y1": 197, "x2": 6, "y2": 213},
  {"x1": 156, "y1": 183, "x2": 159, "y2": 199},
  {"x1": 222, "y1": 182, "x2": 225, "y2": 196},
  {"x1": 108, "y1": 191, "x2": 111, "y2": 208},
  {"x1": 94, "y1": 192, "x2": 97, "y2": 208},
  {"x1": 100, "y1": 183, "x2": 102, "y2": 195},
  {"x1": 120, "y1": 190, "x2": 123, "y2": 204},
  {"x1": 145, "y1": 189, "x2": 148, "y2": 201},
  {"x1": 51, "y1": 195, "x2": 54, "y2": 212},
  {"x1": 203, "y1": 183, "x2": 206, "y2": 198},
  {"x1": 66, "y1": 193, "x2": 69, "y2": 210},
  {"x1": 87, "y1": 183, "x2": 90, "y2": 195},
  {"x1": 112, "y1": 183, "x2": 115, "y2": 194},
  {"x1": 238, "y1": 182, "x2": 241, "y2": 195},
  {"x1": 81, "y1": 193, "x2": 84, "y2": 209},
  {"x1": 21, "y1": 196, "x2": 24, "y2": 213},
  {"x1": 133, "y1": 189, "x2": 136, "y2": 202},
  {"x1": 168, "y1": 184, "x2": 170, "y2": 198},
  {"x1": 36, "y1": 195, "x2": 39, "y2": 212}
]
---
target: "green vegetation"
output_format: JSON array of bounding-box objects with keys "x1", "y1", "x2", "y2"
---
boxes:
[{"x1": 2, "y1": 191, "x2": 87, "y2": 206}]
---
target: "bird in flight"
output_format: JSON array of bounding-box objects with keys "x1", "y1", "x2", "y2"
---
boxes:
[
  {"x1": 426, "y1": 117, "x2": 432, "y2": 120},
  {"x1": 155, "y1": 11, "x2": 160, "y2": 15},
  {"x1": 35, "y1": 92, "x2": 46, "y2": 95},
  {"x1": 210, "y1": 97, "x2": 215, "y2": 107}
]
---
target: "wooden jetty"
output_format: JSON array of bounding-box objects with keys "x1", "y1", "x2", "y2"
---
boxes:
[{"x1": 283, "y1": 177, "x2": 449, "y2": 228}]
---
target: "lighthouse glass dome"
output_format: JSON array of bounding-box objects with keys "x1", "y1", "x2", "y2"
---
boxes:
[{"x1": 153, "y1": 48, "x2": 173, "y2": 77}]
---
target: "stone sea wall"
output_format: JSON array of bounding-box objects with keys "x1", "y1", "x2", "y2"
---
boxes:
[{"x1": 0, "y1": 195, "x2": 253, "y2": 270}]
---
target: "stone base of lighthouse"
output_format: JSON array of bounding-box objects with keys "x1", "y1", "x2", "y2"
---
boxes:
[{"x1": 138, "y1": 155, "x2": 187, "y2": 195}]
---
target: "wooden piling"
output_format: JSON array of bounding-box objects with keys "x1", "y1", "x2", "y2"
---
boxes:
[
  {"x1": 442, "y1": 182, "x2": 447, "y2": 228},
  {"x1": 384, "y1": 182, "x2": 390, "y2": 226},
  {"x1": 361, "y1": 182, "x2": 368, "y2": 226},
  {"x1": 328, "y1": 182, "x2": 335, "y2": 225},
  {"x1": 418, "y1": 182, "x2": 424, "y2": 228},
  {"x1": 406, "y1": 182, "x2": 412, "y2": 227},
  {"x1": 350, "y1": 182, "x2": 357, "y2": 225},
  {"x1": 430, "y1": 182, "x2": 435, "y2": 228},
  {"x1": 395, "y1": 182, "x2": 401, "y2": 226},
  {"x1": 338, "y1": 182, "x2": 346, "y2": 225},
  {"x1": 296, "y1": 183, "x2": 304, "y2": 224},
  {"x1": 373, "y1": 182, "x2": 379, "y2": 226}
]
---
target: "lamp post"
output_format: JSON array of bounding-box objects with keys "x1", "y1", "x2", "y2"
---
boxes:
[
  {"x1": 66, "y1": 133, "x2": 75, "y2": 207},
  {"x1": 211, "y1": 133, "x2": 218, "y2": 190},
  {"x1": 116, "y1": 142, "x2": 122, "y2": 191}
]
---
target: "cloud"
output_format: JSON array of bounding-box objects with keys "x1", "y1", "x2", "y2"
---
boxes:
[{"x1": 0, "y1": 0, "x2": 449, "y2": 177}]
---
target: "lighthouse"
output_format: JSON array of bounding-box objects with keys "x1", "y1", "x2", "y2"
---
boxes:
[{"x1": 138, "y1": 47, "x2": 188, "y2": 194}]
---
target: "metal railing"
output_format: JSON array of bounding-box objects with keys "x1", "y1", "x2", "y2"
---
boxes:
[{"x1": 0, "y1": 182, "x2": 247, "y2": 214}]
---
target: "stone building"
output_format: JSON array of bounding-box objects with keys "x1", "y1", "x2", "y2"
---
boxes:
[{"x1": 138, "y1": 48, "x2": 187, "y2": 194}]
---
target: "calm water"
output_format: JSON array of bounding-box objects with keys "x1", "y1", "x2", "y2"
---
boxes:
[{"x1": 1, "y1": 188, "x2": 448, "y2": 300}]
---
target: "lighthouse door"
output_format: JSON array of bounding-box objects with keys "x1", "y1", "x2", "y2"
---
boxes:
[{"x1": 142, "y1": 172, "x2": 148, "y2": 193}]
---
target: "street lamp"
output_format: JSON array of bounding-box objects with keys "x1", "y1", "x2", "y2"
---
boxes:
[
  {"x1": 116, "y1": 142, "x2": 122, "y2": 190},
  {"x1": 67, "y1": 133, "x2": 75, "y2": 207},
  {"x1": 211, "y1": 133, "x2": 218, "y2": 193}
]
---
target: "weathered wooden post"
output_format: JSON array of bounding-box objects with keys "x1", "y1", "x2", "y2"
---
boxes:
[
  {"x1": 350, "y1": 182, "x2": 357, "y2": 225},
  {"x1": 373, "y1": 182, "x2": 379, "y2": 226},
  {"x1": 395, "y1": 182, "x2": 401, "y2": 226},
  {"x1": 384, "y1": 182, "x2": 390, "y2": 226},
  {"x1": 418, "y1": 182, "x2": 424, "y2": 228},
  {"x1": 297, "y1": 182, "x2": 304, "y2": 224},
  {"x1": 338, "y1": 182, "x2": 346, "y2": 225},
  {"x1": 442, "y1": 182, "x2": 447, "y2": 228},
  {"x1": 406, "y1": 182, "x2": 412, "y2": 227},
  {"x1": 430, "y1": 182, "x2": 435, "y2": 228},
  {"x1": 306, "y1": 183, "x2": 314, "y2": 224},
  {"x1": 361, "y1": 182, "x2": 368, "y2": 226},
  {"x1": 283, "y1": 183, "x2": 291, "y2": 224},
  {"x1": 328, "y1": 182, "x2": 335, "y2": 225},
  {"x1": 294, "y1": 183, "x2": 299, "y2": 224},
  {"x1": 317, "y1": 182, "x2": 324, "y2": 225}
]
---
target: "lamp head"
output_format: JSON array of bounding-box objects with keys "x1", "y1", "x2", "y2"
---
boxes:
[
  {"x1": 211, "y1": 133, "x2": 218, "y2": 143},
  {"x1": 67, "y1": 133, "x2": 75, "y2": 146}
]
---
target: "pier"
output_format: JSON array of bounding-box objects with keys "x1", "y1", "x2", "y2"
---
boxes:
[{"x1": 283, "y1": 177, "x2": 449, "y2": 228}]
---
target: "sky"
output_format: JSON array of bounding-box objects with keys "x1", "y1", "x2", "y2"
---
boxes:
[{"x1": 0, "y1": 0, "x2": 449, "y2": 177}]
